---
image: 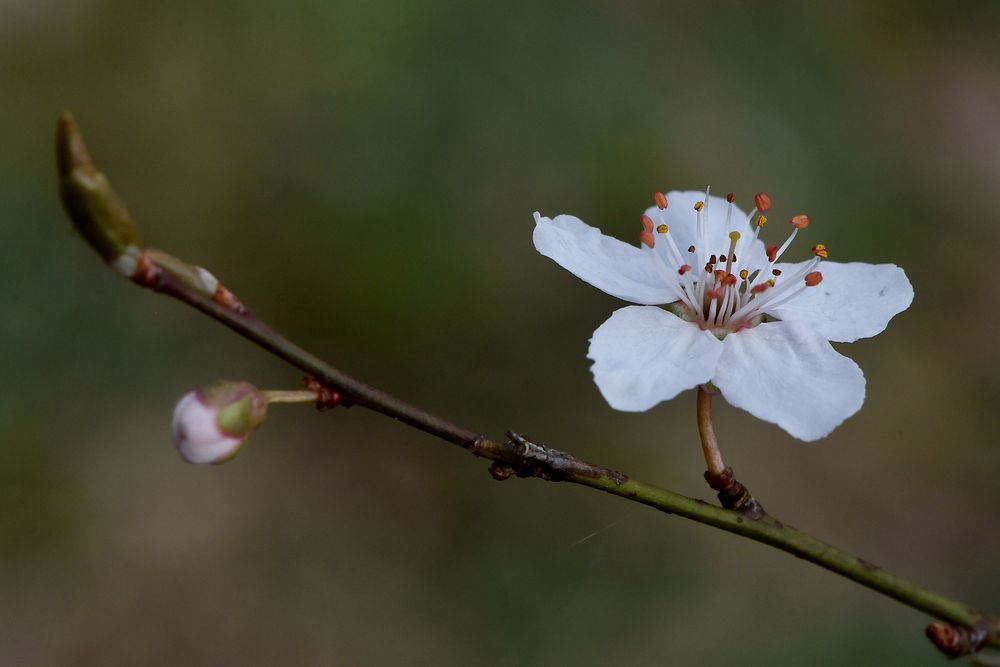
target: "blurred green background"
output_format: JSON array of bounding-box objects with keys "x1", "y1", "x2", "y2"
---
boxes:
[{"x1": 3, "y1": 1, "x2": 999, "y2": 664}]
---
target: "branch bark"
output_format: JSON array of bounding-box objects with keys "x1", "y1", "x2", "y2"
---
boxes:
[{"x1": 56, "y1": 111, "x2": 1000, "y2": 658}]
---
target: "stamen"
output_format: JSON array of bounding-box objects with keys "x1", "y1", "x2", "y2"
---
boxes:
[
  {"x1": 754, "y1": 192, "x2": 772, "y2": 212},
  {"x1": 706, "y1": 293, "x2": 719, "y2": 323},
  {"x1": 645, "y1": 230, "x2": 701, "y2": 314},
  {"x1": 790, "y1": 214, "x2": 810, "y2": 229},
  {"x1": 725, "y1": 231, "x2": 740, "y2": 274},
  {"x1": 770, "y1": 227, "x2": 800, "y2": 264},
  {"x1": 640, "y1": 214, "x2": 655, "y2": 248},
  {"x1": 695, "y1": 187, "x2": 710, "y2": 271},
  {"x1": 735, "y1": 257, "x2": 821, "y2": 317},
  {"x1": 642, "y1": 233, "x2": 699, "y2": 314},
  {"x1": 666, "y1": 187, "x2": 821, "y2": 330}
]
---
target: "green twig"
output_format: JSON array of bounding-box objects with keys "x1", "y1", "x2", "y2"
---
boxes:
[{"x1": 56, "y1": 111, "x2": 1000, "y2": 658}]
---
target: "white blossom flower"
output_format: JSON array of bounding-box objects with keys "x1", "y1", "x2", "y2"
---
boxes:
[
  {"x1": 171, "y1": 381, "x2": 268, "y2": 464},
  {"x1": 533, "y1": 189, "x2": 913, "y2": 441}
]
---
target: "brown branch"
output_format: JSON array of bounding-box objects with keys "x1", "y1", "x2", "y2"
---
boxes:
[{"x1": 56, "y1": 111, "x2": 1000, "y2": 659}]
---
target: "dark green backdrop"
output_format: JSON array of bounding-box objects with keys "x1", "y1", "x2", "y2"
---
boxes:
[{"x1": 3, "y1": 2, "x2": 999, "y2": 664}]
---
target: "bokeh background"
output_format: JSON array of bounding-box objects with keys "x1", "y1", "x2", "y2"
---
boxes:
[{"x1": 3, "y1": 1, "x2": 999, "y2": 664}]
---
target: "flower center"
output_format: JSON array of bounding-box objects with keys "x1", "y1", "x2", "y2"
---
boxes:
[{"x1": 642, "y1": 188, "x2": 825, "y2": 336}]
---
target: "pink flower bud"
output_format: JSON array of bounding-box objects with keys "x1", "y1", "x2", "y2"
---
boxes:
[{"x1": 171, "y1": 381, "x2": 267, "y2": 464}]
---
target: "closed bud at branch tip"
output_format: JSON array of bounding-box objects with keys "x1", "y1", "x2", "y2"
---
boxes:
[
  {"x1": 56, "y1": 112, "x2": 143, "y2": 276},
  {"x1": 171, "y1": 381, "x2": 268, "y2": 464}
]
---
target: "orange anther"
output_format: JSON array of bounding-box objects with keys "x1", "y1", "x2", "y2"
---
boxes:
[
  {"x1": 678, "y1": 264, "x2": 691, "y2": 275},
  {"x1": 754, "y1": 192, "x2": 772, "y2": 212},
  {"x1": 726, "y1": 192, "x2": 735, "y2": 203},
  {"x1": 641, "y1": 215, "x2": 654, "y2": 233},
  {"x1": 766, "y1": 244, "x2": 778, "y2": 262},
  {"x1": 804, "y1": 271, "x2": 823, "y2": 286},
  {"x1": 723, "y1": 273, "x2": 738, "y2": 286},
  {"x1": 640, "y1": 230, "x2": 655, "y2": 248},
  {"x1": 751, "y1": 283, "x2": 771, "y2": 294},
  {"x1": 654, "y1": 192, "x2": 668, "y2": 210},
  {"x1": 790, "y1": 214, "x2": 810, "y2": 229}
]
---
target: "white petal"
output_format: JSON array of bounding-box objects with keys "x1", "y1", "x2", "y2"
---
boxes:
[
  {"x1": 644, "y1": 190, "x2": 767, "y2": 271},
  {"x1": 713, "y1": 321, "x2": 865, "y2": 441},
  {"x1": 533, "y1": 213, "x2": 678, "y2": 304},
  {"x1": 588, "y1": 305, "x2": 723, "y2": 411},
  {"x1": 767, "y1": 261, "x2": 913, "y2": 342}
]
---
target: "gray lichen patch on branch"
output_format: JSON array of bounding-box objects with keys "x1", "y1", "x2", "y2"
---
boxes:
[
  {"x1": 502, "y1": 432, "x2": 629, "y2": 484},
  {"x1": 926, "y1": 618, "x2": 999, "y2": 658}
]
